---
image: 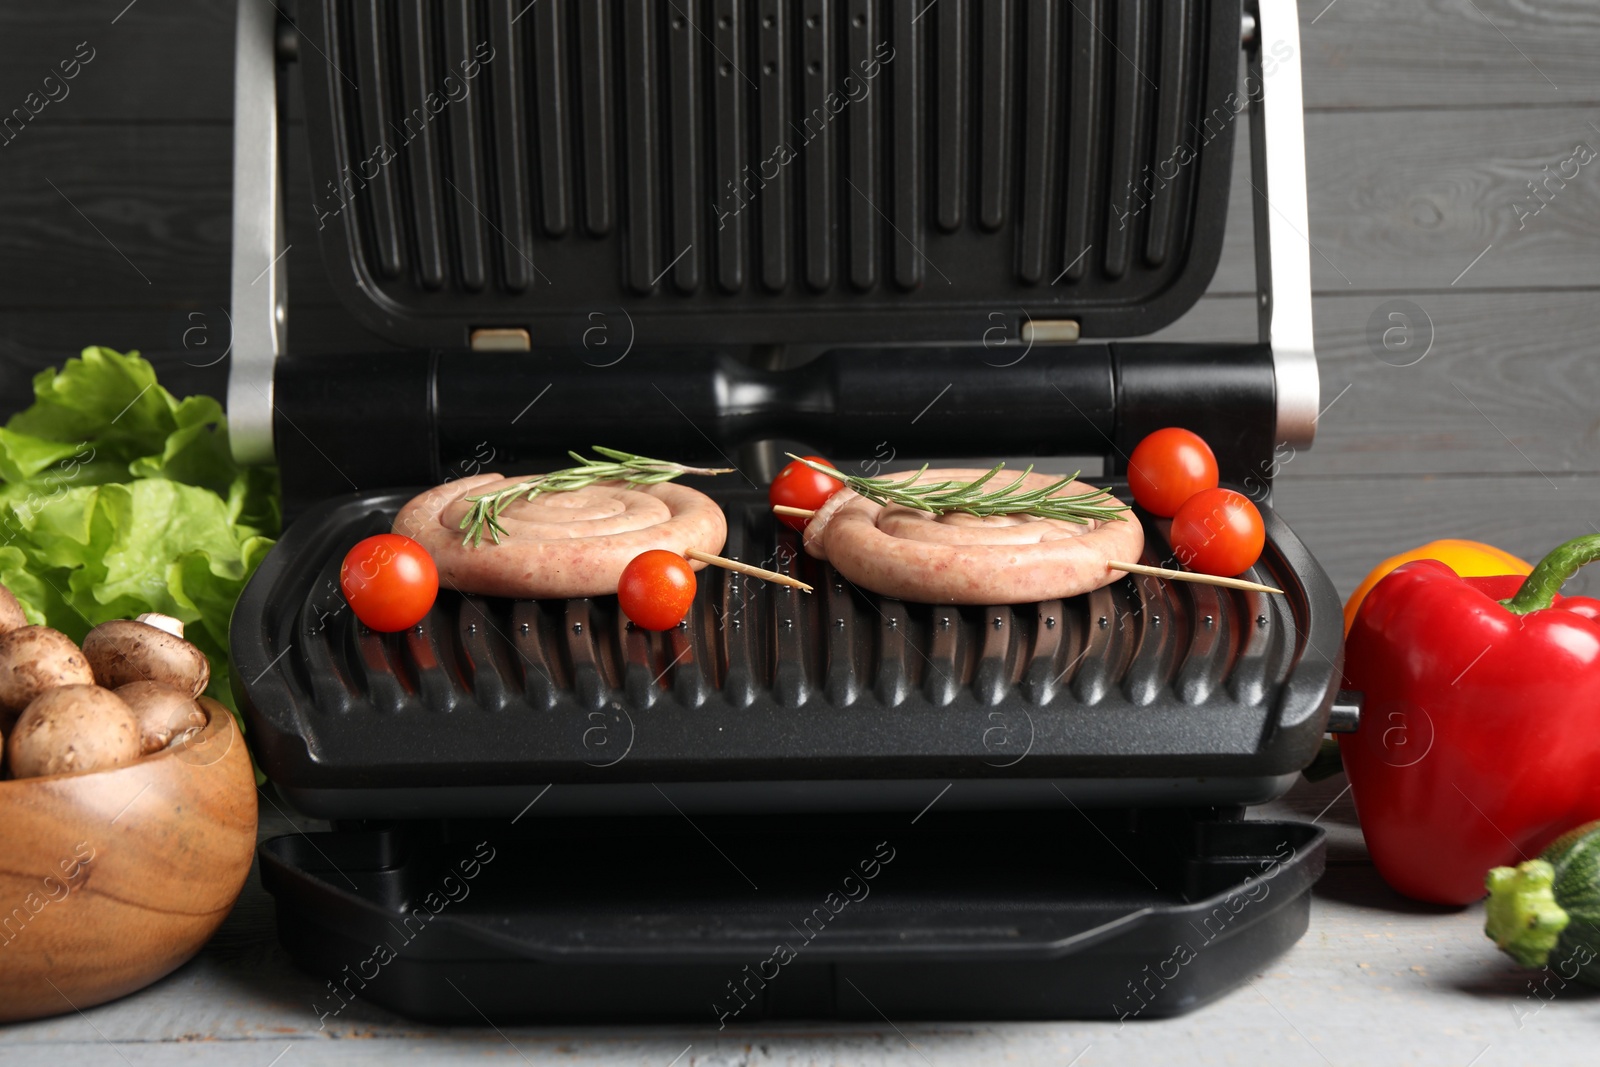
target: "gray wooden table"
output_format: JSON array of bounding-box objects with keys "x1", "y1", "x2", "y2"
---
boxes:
[{"x1": 2, "y1": 775, "x2": 1593, "y2": 1067}]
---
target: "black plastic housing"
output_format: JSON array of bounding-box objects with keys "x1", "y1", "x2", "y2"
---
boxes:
[
  {"x1": 271, "y1": 342, "x2": 1278, "y2": 519},
  {"x1": 259, "y1": 809, "x2": 1312, "y2": 1023},
  {"x1": 261, "y1": 809, "x2": 1323, "y2": 1023}
]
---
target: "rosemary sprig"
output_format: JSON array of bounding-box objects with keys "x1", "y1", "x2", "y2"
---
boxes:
[
  {"x1": 458, "y1": 446, "x2": 732, "y2": 547},
  {"x1": 790, "y1": 454, "x2": 1131, "y2": 525}
]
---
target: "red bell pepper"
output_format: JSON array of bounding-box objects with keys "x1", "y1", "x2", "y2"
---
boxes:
[{"x1": 1340, "y1": 535, "x2": 1600, "y2": 905}]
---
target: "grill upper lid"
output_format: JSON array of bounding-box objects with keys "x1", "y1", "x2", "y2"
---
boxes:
[{"x1": 296, "y1": 0, "x2": 1242, "y2": 349}]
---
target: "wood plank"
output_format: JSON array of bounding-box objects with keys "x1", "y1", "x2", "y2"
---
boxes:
[
  {"x1": 1207, "y1": 107, "x2": 1600, "y2": 295},
  {"x1": 0, "y1": 118, "x2": 330, "y2": 312},
  {"x1": 0, "y1": 4, "x2": 233, "y2": 125},
  {"x1": 1299, "y1": 108, "x2": 1600, "y2": 293},
  {"x1": 1149, "y1": 291, "x2": 1600, "y2": 478},
  {"x1": 1299, "y1": 0, "x2": 1600, "y2": 110},
  {"x1": 0, "y1": 125, "x2": 231, "y2": 308},
  {"x1": 1274, "y1": 473, "x2": 1600, "y2": 601}
]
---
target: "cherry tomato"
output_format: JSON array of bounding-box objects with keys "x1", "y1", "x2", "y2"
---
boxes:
[
  {"x1": 770, "y1": 455, "x2": 843, "y2": 530},
  {"x1": 1127, "y1": 428, "x2": 1219, "y2": 517},
  {"x1": 618, "y1": 549, "x2": 697, "y2": 631},
  {"x1": 1169, "y1": 488, "x2": 1266, "y2": 577},
  {"x1": 340, "y1": 534, "x2": 439, "y2": 632}
]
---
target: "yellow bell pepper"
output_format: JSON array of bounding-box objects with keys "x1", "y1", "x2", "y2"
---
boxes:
[{"x1": 1344, "y1": 539, "x2": 1533, "y2": 634}]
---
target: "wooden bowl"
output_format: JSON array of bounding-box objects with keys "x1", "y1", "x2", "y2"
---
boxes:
[{"x1": 0, "y1": 696, "x2": 257, "y2": 1022}]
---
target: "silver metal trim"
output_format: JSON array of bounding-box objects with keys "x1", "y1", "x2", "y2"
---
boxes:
[
  {"x1": 1327, "y1": 689, "x2": 1362, "y2": 733},
  {"x1": 1247, "y1": 0, "x2": 1318, "y2": 448},
  {"x1": 227, "y1": 0, "x2": 284, "y2": 466}
]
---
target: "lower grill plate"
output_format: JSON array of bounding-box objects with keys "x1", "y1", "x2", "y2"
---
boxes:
[{"x1": 232, "y1": 484, "x2": 1342, "y2": 818}]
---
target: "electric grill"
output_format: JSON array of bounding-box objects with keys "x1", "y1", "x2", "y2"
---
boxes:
[{"x1": 231, "y1": 0, "x2": 1354, "y2": 1022}]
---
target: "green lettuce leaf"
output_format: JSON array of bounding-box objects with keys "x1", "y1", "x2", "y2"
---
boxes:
[
  {"x1": 0, "y1": 347, "x2": 280, "y2": 745},
  {"x1": 0, "y1": 428, "x2": 90, "y2": 484},
  {"x1": 10, "y1": 346, "x2": 178, "y2": 462}
]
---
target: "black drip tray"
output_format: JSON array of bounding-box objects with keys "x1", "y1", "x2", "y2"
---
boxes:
[
  {"x1": 231, "y1": 485, "x2": 1343, "y2": 818},
  {"x1": 261, "y1": 808, "x2": 1325, "y2": 1023}
]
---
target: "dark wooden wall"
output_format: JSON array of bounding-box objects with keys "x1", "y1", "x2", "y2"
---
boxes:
[{"x1": 3, "y1": 1, "x2": 1597, "y2": 598}]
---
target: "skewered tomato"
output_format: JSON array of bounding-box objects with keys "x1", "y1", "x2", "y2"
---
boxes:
[
  {"x1": 618, "y1": 550, "x2": 697, "y2": 631},
  {"x1": 1169, "y1": 488, "x2": 1265, "y2": 578},
  {"x1": 770, "y1": 455, "x2": 843, "y2": 530},
  {"x1": 1127, "y1": 428, "x2": 1219, "y2": 517},
  {"x1": 340, "y1": 534, "x2": 439, "y2": 632}
]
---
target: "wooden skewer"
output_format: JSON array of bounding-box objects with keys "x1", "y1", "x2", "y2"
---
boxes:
[
  {"x1": 1108, "y1": 561, "x2": 1283, "y2": 595},
  {"x1": 685, "y1": 548, "x2": 814, "y2": 593},
  {"x1": 768, "y1": 507, "x2": 1280, "y2": 595}
]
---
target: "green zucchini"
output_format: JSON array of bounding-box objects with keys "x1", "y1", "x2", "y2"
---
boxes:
[{"x1": 1485, "y1": 820, "x2": 1600, "y2": 985}]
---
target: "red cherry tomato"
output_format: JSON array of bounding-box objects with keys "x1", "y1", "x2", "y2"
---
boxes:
[
  {"x1": 1127, "y1": 428, "x2": 1219, "y2": 517},
  {"x1": 618, "y1": 549, "x2": 697, "y2": 631},
  {"x1": 770, "y1": 455, "x2": 843, "y2": 530},
  {"x1": 1169, "y1": 488, "x2": 1266, "y2": 577},
  {"x1": 340, "y1": 534, "x2": 439, "y2": 632}
]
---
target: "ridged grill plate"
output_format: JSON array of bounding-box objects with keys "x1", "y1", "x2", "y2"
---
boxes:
[
  {"x1": 232, "y1": 485, "x2": 1343, "y2": 814},
  {"x1": 297, "y1": 0, "x2": 1242, "y2": 346}
]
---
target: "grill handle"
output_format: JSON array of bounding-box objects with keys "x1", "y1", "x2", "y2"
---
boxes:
[{"x1": 273, "y1": 343, "x2": 1276, "y2": 519}]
